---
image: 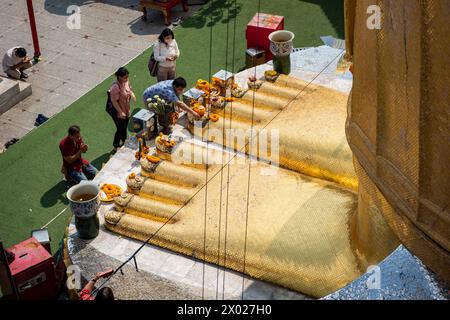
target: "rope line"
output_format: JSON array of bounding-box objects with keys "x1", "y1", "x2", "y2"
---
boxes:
[{"x1": 41, "y1": 207, "x2": 68, "y2": 229}]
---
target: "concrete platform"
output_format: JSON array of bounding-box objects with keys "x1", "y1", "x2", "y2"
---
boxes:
[
  {"x1": 0, "y1": 76, "x2": 32, "y2": 115},
  {"x1": 67, "y1": 47, "x2": 354, "y2": 300}
]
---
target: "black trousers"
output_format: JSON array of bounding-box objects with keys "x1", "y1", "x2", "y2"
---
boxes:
[{"x1": 108, "y1": 109, "x2": 129, "y2": 148}]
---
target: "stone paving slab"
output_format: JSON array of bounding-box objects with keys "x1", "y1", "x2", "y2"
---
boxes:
[
  {"x1": 19, "y1": 97, "x2": 67, "y2": 118},
  {"x1": 0, "y1": 121, "x2": 29, "y2": 151},
  {"x1": 53, "y1": 80, "x2": 90, "y2": 99},
  {"x1": 1, "y1": 107, "x2": 38, "y2": 131},
  {"x1": 0, "y1": 0, "x2": 203, "y2": 150},
  {"x1": 69, "y1": 235, "x2": 199, "y2": 300}
]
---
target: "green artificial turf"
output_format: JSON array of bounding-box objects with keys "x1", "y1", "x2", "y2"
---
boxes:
[{"x1": 0, "y1": 0, "x2": 344, "y2": 253}]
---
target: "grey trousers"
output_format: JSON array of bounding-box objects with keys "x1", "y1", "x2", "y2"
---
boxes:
[{"x1": 6, "y1": 61, "x2": 33, "y2": 79}]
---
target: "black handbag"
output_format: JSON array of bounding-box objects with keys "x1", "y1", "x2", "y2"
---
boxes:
[
  {"x1": 148, "y1": 43, "x2": 161, "y2": 77},
  {"x1": 105, "y1": 90, "x2": 118, "y2": 118},
  {"x1": 148, "y1": 53, "x2": 158, "y2": 77}
]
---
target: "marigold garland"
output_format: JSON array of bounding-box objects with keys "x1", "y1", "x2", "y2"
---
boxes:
[
  {"x1": 101, "y1": 183, "x2": 122, "y2": 200},
  {"x1": 209, "y1": 114, "x2": 220, "y2": 122},
  {"x1": 146, "y1": 155, "x2": 161, "y2": 164},
  {"x1": 193, "y1": 105, "x2": 206, "y2": 117}
]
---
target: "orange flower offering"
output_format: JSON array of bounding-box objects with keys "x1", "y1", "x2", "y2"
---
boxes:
[
  {"x1": 146, "y1": 155, "x2": 161, "y2": 164},
  {"x1": 100, "y1": 183, "x2": 122, "y2": 200},
  {"x1": 212, "y1": 77, "x2": 223, "y2": 86},
  {"x1": 156, "y1": 134, "x2": 176, "y2": 151},
  {"x1": 192, "y1": 105, "x2": 206, "y2": 117},
  {"x1": 196, "y1": 79, "x2": 210, "y2": 92},
  {"x1": 264, "y1": 70, "x2": 279, "y2": 82},
  {"x1": 265, "y1": 70, "x2": 278, "y2": 77},
  {"x1": 209, "y1": 114, "x2": 220, "y2": 122},
  {"x1": 128, "y1": 172, "x2": 136, "y2": 179},
  {"x1": 210, "y1": 96, "x2": 225, "y2": 108}
]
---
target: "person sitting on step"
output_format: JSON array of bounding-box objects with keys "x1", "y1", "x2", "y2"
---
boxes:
[{"x1": 2, "y1": 47, "x2": 32, "y2": 80}]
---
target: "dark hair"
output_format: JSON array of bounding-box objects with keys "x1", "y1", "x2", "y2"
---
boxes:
[
  {"x1": 95, "y1": 287, "x2": 114, "y2": 301},
  {"x1": 172, "y1": 77, "x2": 186, "y2": 89},
  {"x1": 68, "y1": 125, "x2": 80, "y2": 136},
  {"x1": 158, "y1": 28, "x2": 175, "y2": 43},
  {"x1": 16, "y1": 47, "x2": 27, "y2": 58},
  {"x1": 115, "y1": 67, "x2": 129, "y2": 79}
]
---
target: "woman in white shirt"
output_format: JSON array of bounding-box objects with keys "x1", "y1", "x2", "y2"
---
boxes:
[{"x1": 154, "y1": 28, "x2": 180, "y2": 82}]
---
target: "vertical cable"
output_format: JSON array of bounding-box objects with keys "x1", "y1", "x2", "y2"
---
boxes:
[
  {"x1": 215, "y1": 0, "x2": 232, "y2": 300},
  {"x1": 241, "y1": 0, "x2": 261, "y2": 300},
  {"x1": 202, "y1": 0, "x2": 215, "y2": 300},
  {"x1": 221, "y1": 0, "x2": 238, "y2": 300}
]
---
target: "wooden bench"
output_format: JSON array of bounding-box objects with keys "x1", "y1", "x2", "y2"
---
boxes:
[{"x1": 139, "y1": 0, "x2": 188, "y2": 26}]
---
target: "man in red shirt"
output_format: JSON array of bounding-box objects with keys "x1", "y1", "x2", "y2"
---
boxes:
[{"x1": 59, "y1": 125, "x2": 98, "y2": 183}]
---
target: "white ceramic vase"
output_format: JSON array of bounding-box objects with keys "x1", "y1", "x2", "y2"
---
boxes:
[
  {"x1": 67, "y1": 180, "x2": 100, "y2": 239},
  {"x1": 269, "y1": 30, "x2": 295, "y2": 57}
]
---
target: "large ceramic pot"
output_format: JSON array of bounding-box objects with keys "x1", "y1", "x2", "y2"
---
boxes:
[
  {"x1": 269, "y1": 30, "x2": 295, "y2": 75},
  {"x1": 67, "y1": 181, "x2": 100, "y2": 239}
]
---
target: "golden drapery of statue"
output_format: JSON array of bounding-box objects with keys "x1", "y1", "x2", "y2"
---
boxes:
[{"x1": 344, "y1": 0, "x2": 450, "y2": 282}]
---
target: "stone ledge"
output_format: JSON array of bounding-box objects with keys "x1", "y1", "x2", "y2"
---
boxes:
[{"x1": 0, "y1": 76, "x2": 32, "y2": 115}]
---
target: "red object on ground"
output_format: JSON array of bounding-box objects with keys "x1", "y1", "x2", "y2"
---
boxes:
[
  {"x1": 246, "y1": 13, "x2": 284, "y2": 61},
  {"x1": 26, "y1": 0, "x2": 41, "y2": 59},
  {"x1": 140, "y1": 0, "x2": 189, "y2": 26},
  {"x1": 8, "y1": 237, "x2": 58, "y2": 300}
]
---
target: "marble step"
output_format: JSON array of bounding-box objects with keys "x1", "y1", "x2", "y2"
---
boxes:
[
  {"x1": 258, "y1": 81, "x2": 300, "y2": 100},
  {"x1": 133, "y1": 177, "x2": 195, "y2": 205},
  {"x1": 240, "y1": 90, "x2": 291, "y2": 111},
  {"x1": 122, "y1": 194, "x2": 182, "y2": 223},
  {"x1": 0, "y1": 77, "x2": 32, "y2": 115},
  {"x1": 213, "y1": 101, "x2": 275, "y2": 124}
]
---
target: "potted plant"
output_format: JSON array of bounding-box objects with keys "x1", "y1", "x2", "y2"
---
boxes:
[{"x1": 146, "y1": 95, "x2": 173, "y2": 134}]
